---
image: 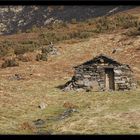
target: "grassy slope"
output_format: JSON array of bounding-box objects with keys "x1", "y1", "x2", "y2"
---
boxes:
[{"x1": 0, "y1": 8, "x2": 140, "y2": 134}]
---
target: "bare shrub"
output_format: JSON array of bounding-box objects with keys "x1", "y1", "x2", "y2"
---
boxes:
[
  {"x1": 0, "y1": 41, "x2": 15, "y2": 57},
  {"x1": 36, "y1": 53, "x2": 48, "y2": 61},
  {"x1": 14, "y1": 43, "x2": 38, "y2": 55},
  {"x1": 94, "y1": 14, "x2": 140, "y2": 33},
  {"x1": 63, "y1": 101, "x2": 78, "y2": 109},
  {"x1": 125, "y1": 27, "x2": 140, "y2": 36},
  {"x1": 1, "y1": 58, "x2": 19, "y2": 68},
  {"x1": 20, "y1": 122, "x2": 36, "y2": 132},
  {"x1": 16, "y1": 54, "x2": 32, "y2": 62},
  {"x1": 71, "y1": 18, "x2": 77, "y2": 24}
]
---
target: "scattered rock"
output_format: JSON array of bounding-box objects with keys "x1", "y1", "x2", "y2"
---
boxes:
[
  {"x1": 58, "y1": 108, "x2": 79, "y2": 120},
  {"x1": 33, "y1": 119, "x2": 46, "y2": 126},
  {"x1": 44, "y1": 18, "x2": 54, "y2": 25},
  {"x1": 112, "y1": 49, "x2": 116, "y2": 54},
  {"x1": 36, "y1": 130, "x2": 53, "y2": 135},
  {"x1": 38, "y1": 102, "x2": 47, "y2": 110},
  {"x1": 9, "y1": 73, "x2": 25, "y2": 80}
]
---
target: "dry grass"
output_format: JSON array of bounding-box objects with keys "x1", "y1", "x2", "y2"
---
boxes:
[
  {"x1": 0, "y1": 29, "x2": 140, "y2": 134},
  {"x1": 0, "y1": 76, "x2": 140, "y2": 134},
  {"x1": 0, "y1": 12, "x2": 139, "y2": 58},
  {"x1": 0, "y1": 9, "x2": 140, "y2": 134}
]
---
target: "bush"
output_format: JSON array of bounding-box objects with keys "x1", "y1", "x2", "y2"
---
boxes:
[
  {"x1": 94, "y1": 17, "x2": 110, "y2": 33},
  {"x1": 79, "y1": 32, "x2": 91, "y2": 39},
  {"x1": 69, "y1": 32, "x2": 80, "y2": 38},
  {"x1": 1, "y1": 58, "x2": 19, "y2": 68},
  {"x1": 86, "y1": 19, "x2": 94, "y2": 26},
  {"x1": 16, "y1": 54, "x2": 32, "y2": 62},
  {"x1": 0, "y1": 41, "x2": 15, "y2": 57},
  {"x1": 71, "y1": 18, "x2": 77, "y2": 24},
  {"x1": 0, "y1": 40, "x2": 40, "y2": 58},
  {"x1": 40, "y1": 53, "x2": 48, "y2": 61},
  {"x1": 52, "y1": 21, "x2": 68, "y2": 29},
  {"x1": 16, "y1": 30, "x2": 22, "y2": 34},
  {"x1": 125, "y1": 27, "x2": 140, "y2": 37},
  {"x1": 68, "y1": 31, "x2": 91, "y2": 39},
  {"x1": 20, "y1": 40, "x2": 36, "y2": 45},
  {"x1": 93, "y1": 14, "x2": 140, "y2": 33},
  {"x1": 36, "y1": 54, "x2": 42, "y2": 61},
  {"x1": 14, "y1": 45, "x2": 29, "y2": 55},
  {"x1": 114, "y1": 14, "x2": 140, "y2": 29},
  {"x1": 41, "y1": 43, "x2": 56, "y2": 54},
  {"x1": 137, "y1": 80, "x2": 140, "y2": 86},
  {"x1": 30, "y1": 25, "x2": 39, "y2": 33},
  {"x1": 36, "y1": 53, "x2": 48, "y2": 61},
  {"x1": 41, "y1": 47, "x2": 51, "y2": 54},
  {"x1": 14, "y1": 44, "x2": 36, "y2": 55},
  {"x1": 39, "y1": 32, "x2": 59, "y2": 45},
  {"x1": 0, "y1": 46, "x2": 14, "y2": 57},
  {"x1": 62, "y1": 21, "x2": 69, "y2": 28}
]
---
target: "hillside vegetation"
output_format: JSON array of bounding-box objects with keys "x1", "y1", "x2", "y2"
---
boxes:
[
  {"x1": 0, "y1": 13, "x2": 140, "y2": 58},
  {"x1": 0, "y1": 10, "x2": 140, "y2": 134}
]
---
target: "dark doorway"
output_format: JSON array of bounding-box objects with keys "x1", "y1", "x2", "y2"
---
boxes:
[{"x1": 105, "y1": 68, "x2": 115, "y2": 91}]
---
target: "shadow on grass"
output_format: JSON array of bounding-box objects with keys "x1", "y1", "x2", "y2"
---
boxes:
[
  {"x1": 55, "y1": 84, "x2": 65, "y2": 90},
  {"x1": 55, "y1": 80, "x2": 72, "y2": 90}
]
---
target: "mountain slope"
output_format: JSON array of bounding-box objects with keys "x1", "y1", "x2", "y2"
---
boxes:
[
  {"x1": 0, "y1": 20, "x2": 140, "y2": 134},
  {"x1": 0, "y1": 7, "x2": 140, "y2": 134},
  {"x1": 0, "y1": 6, "x2": 136, "y2": 35}
]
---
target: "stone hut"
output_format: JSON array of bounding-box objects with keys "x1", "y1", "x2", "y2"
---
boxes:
[{"x1": 63, "y1": 54, "x2": 136, "y2": 91}]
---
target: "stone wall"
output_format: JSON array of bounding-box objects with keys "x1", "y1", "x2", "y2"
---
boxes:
[{"x1": 114, "y1": 65, "x2": 135, "y2": 90}]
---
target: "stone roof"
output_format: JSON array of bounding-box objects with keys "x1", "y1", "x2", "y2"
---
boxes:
[{"x1": 74, "y1": 54, "x2": 124, "y2": 69}]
